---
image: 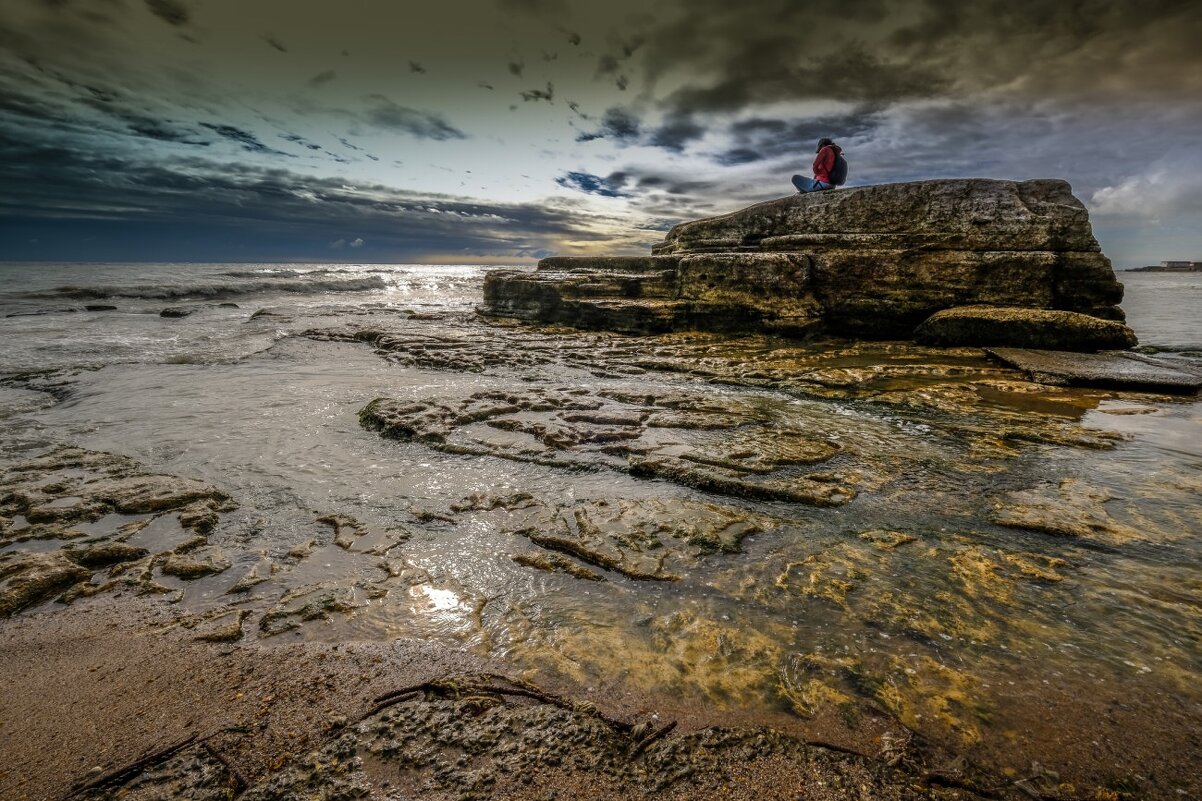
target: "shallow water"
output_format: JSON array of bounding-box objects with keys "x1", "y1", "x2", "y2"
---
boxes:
[
  {"x1": 2, "y1": 262, "x2": 1201, "y2": 795},
  {"x1": 1117, "y1": 270, "x2": 1202, "y2": 351}
]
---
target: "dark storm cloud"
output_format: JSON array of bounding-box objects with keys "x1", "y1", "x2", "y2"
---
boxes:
[
  {"x1": 121, "y1": 114, "x2": 205, "y2": 144},
  {"x1": 637, "y1": 0, "x2": 1202, "y2": 124},
  {"x1": 555, "y1": 171, "x2": 628, "y2": 198},
  {"x1": 647, "y1": 116, "x2": 706, "y2": 152},
  {"x1": 614, "y1": 168, "x2": 715, "y2": 197},
  {"x1": 280, "y1": 133, "x2": 322, "y2": 151},
  {"x1": 308, "y1": 70, "x2": 337, "y2": 87},
  {"x1": 335, "y1": 136, "x2": 380, "y2": 163},
  {"x1": 409, "y1": 61, "x2": 427, "y2": 74},
  {"x1": 72, "y1": 87, "x2": 213, "y2": 145},
  {"x1": 0, "y1": 58, "x2": 213, "y2": 147},
  {"x1": 595, "y1": 54, "x2": 620, "y2": 77},
  {"x1": 626, "y1": 0, "x2": 1202, "y2": 162},
  {"x1": 0, "y1": 83, "x2": 74, "y2": 124},
  {"x1": 593, "y1": 34, "x2": 641, "y2": 92},
  {"x1": 519, "y1": 82, "x2": 554, "y2": 103},
  {"x1": 507, "y1": 61, "x2": 524, "y2": 77},
  {"x1": 0, "y1": 127, "x2": 620, "y2": 260},
  {"x1": 263, "y1": 35, "x2": 288, "y2": 53},
  {"x1": 576, "y1": 106, "x2": 639, "y2": 143},
  {"x1": 363, "y1": 96, "x2": 466, "y2": 140},
  {"x1": 715, "y1": 109, "x2": 883, "y2": 165},
  {"x1": 199, "y1": 123, "x2": 289, "y2": 155},
  {"x1": 883, "y1": 0, "x2": 1202, "y2": 96},
  {"x1": 143, "y1": 0, "x2": 189, "y2": 27},
  {"x1": 660, "y1": 42, "x2": 947, "y2": 119}
]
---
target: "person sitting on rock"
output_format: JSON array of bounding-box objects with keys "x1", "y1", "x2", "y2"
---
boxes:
[{"x1": 792, "y1": 138, "x2": 843, "y2": 193}]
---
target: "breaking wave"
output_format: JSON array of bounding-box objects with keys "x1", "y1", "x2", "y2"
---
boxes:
[
  {"x1": 216, "y1": 267, "x2": 374, "y2": 279},
  {"x1": 20, "y1": 275, "x2": 390, "y2": 301}
]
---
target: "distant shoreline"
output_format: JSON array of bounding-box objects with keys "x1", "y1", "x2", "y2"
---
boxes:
[{"x1": 1126, "y1": 265, "x2": 1202, "y2": 272}]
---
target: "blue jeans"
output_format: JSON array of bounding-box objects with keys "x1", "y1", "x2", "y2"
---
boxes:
[{"x1": 792, "y1": 175, "x2": 832, "y2": 193}]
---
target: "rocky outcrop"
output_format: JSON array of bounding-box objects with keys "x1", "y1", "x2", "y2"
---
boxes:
[{"x1": 483, "y1": 179, "x2": 1133, "y2": 350}]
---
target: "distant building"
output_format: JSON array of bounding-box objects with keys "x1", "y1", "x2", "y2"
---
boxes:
[{"x1": 1131, "y1": 260, "x2": 1202, "y2": 272}]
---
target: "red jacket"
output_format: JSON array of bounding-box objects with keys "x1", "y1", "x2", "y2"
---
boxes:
[{"x1": 813, "y1": 144, "x2": 842, "y2": 183}]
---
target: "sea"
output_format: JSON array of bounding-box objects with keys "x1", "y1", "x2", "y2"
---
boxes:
[{"x1": 1, "y1": 262, "x2": 1200, "y2": 792}]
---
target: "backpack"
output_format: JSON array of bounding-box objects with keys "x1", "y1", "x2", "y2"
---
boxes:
[{"x1": 828, "y1": 152, "x2": 848, "y2": 186}]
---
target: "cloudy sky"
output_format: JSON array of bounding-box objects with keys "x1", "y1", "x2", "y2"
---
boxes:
[{"x1": 1, "y1": 0, "x2": 1199, "y2": 266}]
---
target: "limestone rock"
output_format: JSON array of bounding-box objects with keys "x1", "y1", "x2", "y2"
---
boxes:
[
  {"x1": 358, "y1": 385, "x2": 856, "y2": 508},
  {"x1": 913, "y1": 306, "x2": 1137, "y2": 352},
  {"x1": 483, "y1": 179, "x2": 1128, "y2": 341},
  {"x1": 656, "y1": 178, "x2": 1098, "y2": 254},
  {"x1": 161, "y1": 547, "x2": 231, "y2": 579},
  {"x1": 64, "y1": 541, "x2": 149, "y2": 568},
  {"x1": 82, "y1": 474, "x2": 227, "y2": 514},
  {"x1": 0, "y1": 551, "x2": 90, "y2": 616}
]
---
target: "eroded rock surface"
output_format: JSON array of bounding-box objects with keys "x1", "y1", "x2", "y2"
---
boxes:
[
  {"x1": 0, "y1": 446, "x2": 235, "y2": 616},
  {"x1": 359, "y1": 384, "x2": 858, "y2": 507},
  {"x1": 483, "y1": 179, "x2": 1132, "y2": 348},
  {"x1": 456, "y1": 492, "x2": 785, "y2": 581},
  {"x1": 991, "y1": 479, "x2": 1150, "y2": 545}
]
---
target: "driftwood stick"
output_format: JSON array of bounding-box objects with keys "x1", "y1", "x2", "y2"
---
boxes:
[
  {"x1": 60, "y1": 734, "x2": 198, "y2": 801},
  {"x1": 362, "y1": 690, "x2": 422, "y2": 720},
  {"x1": 476, "y1": 683, "x2": 635, "y2": 732},
  {"x1": 363, "y1": 673, "x2": 641, "y2": 735}
]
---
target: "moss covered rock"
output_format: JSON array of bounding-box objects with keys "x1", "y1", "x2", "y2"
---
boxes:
[{"x1": 913, "y1": 306, "x2": 1137, "y2": 351}]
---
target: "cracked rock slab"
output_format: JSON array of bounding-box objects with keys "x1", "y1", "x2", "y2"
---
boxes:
[{"x1": 986, "y1": 347, "x2": 1202, "y2": 393}]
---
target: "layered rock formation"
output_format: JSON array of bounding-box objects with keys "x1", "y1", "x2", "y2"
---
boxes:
[{"x1": 483, "y1": 179, "x2": 1134, "y2": 350}]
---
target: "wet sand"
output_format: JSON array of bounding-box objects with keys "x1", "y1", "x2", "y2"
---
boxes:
[
  {"x1": 3, "y1": 595, "x2": 1199, "y2": 800},
  {"x1": 0, "y1": 594, "x2": 1041, "y2": 801}
]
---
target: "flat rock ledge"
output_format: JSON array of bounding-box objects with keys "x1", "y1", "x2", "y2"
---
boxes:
[
  {"x1": 986, "y1": 348, "x2": 1202, "y2": 393},
  {"x1": 483, "y1": 178, "x2": 1134, "y2": 351}
]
